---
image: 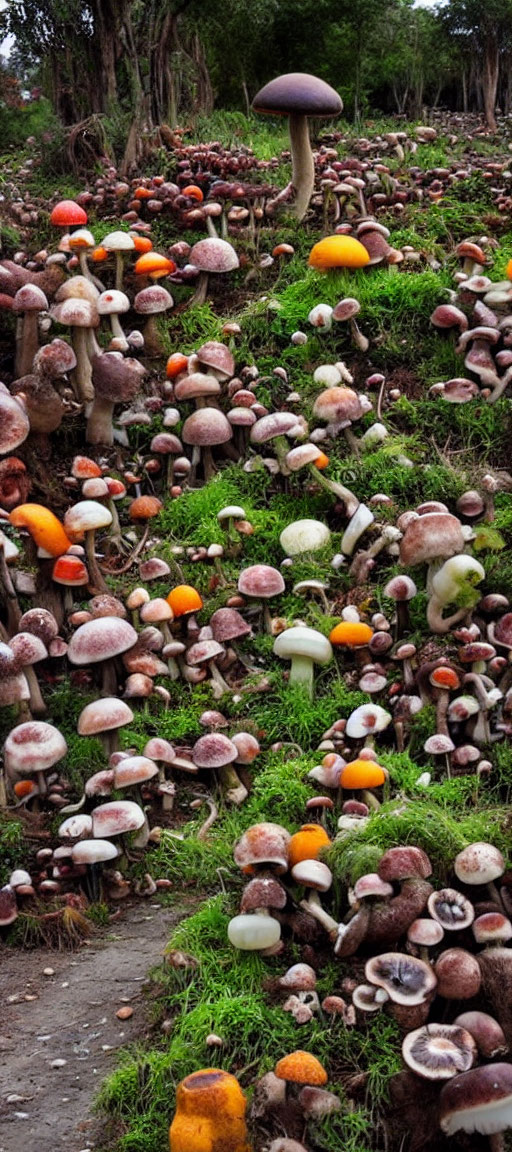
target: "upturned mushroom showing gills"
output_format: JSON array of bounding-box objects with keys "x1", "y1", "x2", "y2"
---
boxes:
[
  {"x1": 252, "y1": 74, "x2": 342, "y2": 221},
  {"x1": 273, "y1": 626, "x2": 332, "y2": 699},
  {"x1": 169, "y1": 1068, "x2": 250, "y2": 1152}
]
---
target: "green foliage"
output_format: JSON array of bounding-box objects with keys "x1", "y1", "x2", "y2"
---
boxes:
[{"x1": 0, "y1": 816, "x2": 24, "y2": 884}]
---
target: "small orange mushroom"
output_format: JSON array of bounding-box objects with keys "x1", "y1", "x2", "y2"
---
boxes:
[
  {"x1": 315, "y1": 451, "x2": 329, "y2": 470},
  {"x1": 9, "y1": 504, "x2": 72, "y2": 557},
  {"x1": 134, "y1": 252, "x2": 176, "y2": 279},
  {"x1": 275, "y1": 1049, "x2": 328, "y2": 1086},
  {"x1": 166, "y1": 584, "x2": 203, "y2": 617},
  {"x1": 13, "y1": 779, "x2": 38, "y2": 799},
  {"x1": 166, "y1": 352, "x2": 189, "y2": 379},
  {"x1": 329, "y1": 621, "x2": 374, "y2": 648},
  {"x1": 133, "y1": 186, "x2": 152, "y2": 200},
  {"x1": 128, "y1": 496, "x2": 163, "y2": 521},
  {"x1": 130, "y1": 234, "x2": 153, "y2": 254},
  {"x1": 340, "y1": 759, "x2": 386, "y2": 790},
  {"x1": 182, "y1": 184, "x2": 204, "y2": 202},
  {"x1": 309, "y1": 235, "x2": 370, "y2": 271},
  {"x1": 92, "y1": 245, "x2": 108, "y2": 263},
  {"x1": 288, "y1": 824, "x2": 331, "y2": 869},
  {"x1": 169, "y1": 1068, "x2": 250, "y2": 1152}
]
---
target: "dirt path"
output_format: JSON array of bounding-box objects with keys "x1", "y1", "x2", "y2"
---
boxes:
[{"x1": 0, "y1": 897, "x2": 192, "y2": 1152}]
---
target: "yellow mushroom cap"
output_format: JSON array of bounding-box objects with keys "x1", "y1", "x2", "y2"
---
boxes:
[
  {"x1": 275, "y1": 1050, "x2": 328, "y2": 1085},
  {"x1": 309, "y1": 235, "x2": 370, "y2": 270},
  {"x1": 9, "y1": 504, "x2": 72, "y2": 557}
]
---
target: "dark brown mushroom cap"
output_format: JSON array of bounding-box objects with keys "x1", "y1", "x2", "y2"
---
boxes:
[
  {"x1": 378, "y1": 846, "x2": 432, "y2": 883},
  {"x1": 210, "y1": 607, "x2": 252, "y2": 643},
  {"x1": 0, "y1": 885, "x2": 17, "y2": 927},
  {"x1": 0, "y1": 390, "x2": 30, "y2": 454},
  {"x1": 435, "y1": 948, "x2": 482, "y2": 999},
  {"x1": 192, "y1": 732, "x2": 238, "y2": 769},
  {"x1": 252, "y1": 73, "x2": 342, "y2": 118},
  {"x1": 240, "y1": 876, "x2": 288, "y2": 913},
  {"x1": 439, "y1": 1062, "x2": 512, "y2": 1136},
  {"x1": 399, "y1": 512, "x2": 464, "y2": 565},
  {"x1": 454, "y1": 1012, "x2": 508, "y2": 1059},
  {"x1": 402, "y1": 1024, "x2": 477, "y2": 1080},
  {"x1": 91, "y1": 353, "x2": 146, "y2": 404},
  {"x1": 365, "y1": 878, "x2": 433, "y2": 947}
]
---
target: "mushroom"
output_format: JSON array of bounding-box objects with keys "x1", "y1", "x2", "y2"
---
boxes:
[
  {"x1": 273, "y1": 626, "x2": 332, "y2": 700},
  {"x1": 67, "y1": 616, "x2": 137, "y2": 695},
  {"x1": 64, "y1": 499, "x2": 113, "y2": 593},
  {"x1": 402, "y1": 1024, "x2": 477, "y2": 1080},
  {"x1": 187, "y1": 238, "x2": 239, "y2": 307},
  {"x1": 439, "y1": 1062, "x2": 512, "y2": 1151},
  {"x1": 365, "y1": 952, "x2": 437, "y2": 1006},
  {"x1": 3, "y1": 720, "x2": 67, "y2": 799},
  {"x1": 87, "y1": 353, "x2": 147, "y2": 445},
  {"x1": 169, "y1": 1068, "x2": 249, "y2": 1152},
  {"x1": 252, "y1": 74, "x2": 342, "y2": 221}
]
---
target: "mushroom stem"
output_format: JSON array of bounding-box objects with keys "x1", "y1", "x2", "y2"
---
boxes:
[
  {"x1": 115, "y1": 251, "x2": 124, "y2": 292},
  {"x1": 0, "y1": 539, "x2": 22, "y2": 634},
  {"x1": 361, "y1": 789, "x2": 381, "y2": 810},
  {"x1": 426, "y1": 594, "x2": 469, "y2": 635},
  {"x1": 217, "y1": 763, "x2": 248, "y2": 805},
  {"x1": 24, "y1": 665, "x2": 47, "y2": 717},
  {"x1": 86, "y1": 396, "x2": 115, "y2": 445},
  {"x1": 289, "y1": 112, "x2": 315, "y2": 222},
  {"x1": 309, "y1": 464, "x2": 359, "y2": 517},
  {"x1": 299, "y1": 890, "x2": 339, "y2": 938},
  {"x1": 71, "y1": 327, "x2": 94, "y2": 404},
  {"x1": 85, "y1": 528, "x2": 109, "y2": 594},
  {"x1": 208, "y1": 659, "x2": 231, "y2": 696},
  {"x1": 187, "y1": 271, "x2": 209, "y2": 308},
  {"x1": 16, "y1": 312, "x2": 40, "y2": 378},
  {"x1": 109, "y1": 313, "x2": 128, "y2": 348},
  {"x1": 489, "y1": 1135, "x2": 505, "y2": 1152},
  {"x1": 288, "y1": 654, "x2": 315, "y2": 699}
]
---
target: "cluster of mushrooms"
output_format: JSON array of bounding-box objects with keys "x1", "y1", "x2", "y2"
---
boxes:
[{"x1": 2, "y1": 70, "x2": 512, "y2": 1152}]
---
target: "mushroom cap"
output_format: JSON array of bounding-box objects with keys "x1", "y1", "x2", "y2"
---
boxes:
[
  {"x1": 9, "y1": 504, "x2": 71, "y2": 556},
  {"x1": 12, "y1": 284, "x2": 48, "y2": 312},
  {"x1": 228, "y1": 913, "x2": 281, "y2": 951},
  {"x1": 56, "y1": 275, "x2": 100, "y2": 303},
  {"x1": 279, "y1": 963, "x2": 317, "y2": 991},
  {"x1": 407, "y1": 918, "x2": 445, "y2": 947},
  {"x1": 0, "y1": 392, "x2": 30, "y2": 453},
  {"x1": 454, "y1": 843, "x2": 505, "y2": 886},
  {"x1": 250, "y1": 411, "x2": 304, "y2": 443},
  {"x1": 193, "y1": 733, "x2": 238, "y2": 769},
  {"x1": 453, "y1": 1012, "x2": 508, "y2": 1059},
  {"x1": 402, "y1": 1024, "x2": 477, "y2": 1081},
  {"x1": 182, "y1": 408, "x2": 232, "y2": 447},
  {"x1": 280, "y1": 519, "x2": 331, "y2": 555},
  {"x1": 365, "y1": 952, "x2": 437, "y2": 1005},
  {"x1": 378, "y1": 846, "x2": 432, "y2": 883},
  {"x1": 134, "y1": 285, "x2": 173, "y2": 314},
  {"x1": 196, "y1": 341, "x2": 235, "y2": 379},
  {"x1": 186, "y1": 640, "x2": 224, "y2": 666},
  {"x1": 329, "y1": 621, "x2": 373, "y2": 648},
  {"x1": 340, "y1": 759, "x2": 386, "y2": 790},
  {"x1": 234, "y1": 822, "x2": 291, "y2": 873},
  {"x1": 313, "y1": 386, "x2": 363, "y2": 423},
  {"x1": 252, "y1": 73, "x2": 342, "y2": 117},
  {"x1": 240, "y1": 876, "x2": 288, "y2": 913},
  {"x1": 399, "y1": 512, "x2": 464, "y2": 566},
  {"x1": 91, "y1": 799, "x2": 146, "y2": 837},
  {"x1": 439, "y1": 1063, "x2": 512, "y2": 1136},
  {"x1": 354, "y1": 873, "x2": 393, "y2": 900},
  {"x1": 101, "y1": 231, "x2": 135, "y2": 252},
  {"x1": 68, "y1": 617, "x2": 137, "y2": 665},
  {"x1": 91, "y1": 352, "x2": 146, "y2": 404},
  {"x1": 274, "y1": 1050, "x2": 328, "y2": 1086},
  {"x1": 78, "y1": 698, "x2": 133, "y2": 735},
  {"x1": 50, "y1": 200, "x2": 88, "y2": 227},
  {"x1": 473, "y1": 912, "x2": 512, "y2": 945},
  {"x1": 238, "y1": 564, "x2": 285, "y2": 599},
  {"x1": 72, "y1": 839, "x2": 118, "y2": 865},
  {"x1": 166, "y1": 584, "x2": 203, "y2": 616},
  {"x1": 273, "y1": 626, "x2": 333, "y2": 666},
  {"x1": 97, "y1": 289, "x2": 130, "y2": 316},
  {"x1": 174, "y1": 373, "x2": 221, "y2": 401},
  {"x1": 309, "y1": 235, "x2": 370, "y2": 270},
  {"x1": 427, "y1": 888, "x2": 475, "y2": 930},
  {"x1": 288, "y1": 824, "x2": 331, "y2": 867},
  {"x1": 64, "y1": 499, "x2": 112, "y2": 538},
  {"x1": 435, "y1": 948, "x2": 481, "y2": 999},
  {"x1": 189, "y1": 238, "x2": 239, "y2": 273},
  {"x1": 345, "y1": 703, "x2": 391, "y2": 738},
  {"x1": 210, "y1": 608, "x2": 251, "y2": 643},
  {"x1": 114, "y1": 755, "x2": 158, "y2": 787},
  {"x1": 3, "y1": 720, "x2": 67, "y2": 774}
]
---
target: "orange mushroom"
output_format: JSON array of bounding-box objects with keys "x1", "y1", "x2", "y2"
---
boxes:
[
  {"x1": 506, "y1": 258, "x2": 512, "y2": 281},
  {"x1": 340, "y1": 758, "x2": 386, "y2": 810},
  {"x1": 329, "y1": 621, "x2": 373, "y2": 648},
  {"x1": 315, "y1": 451, "x2": 329, "y2": 470},
  {"x1": 134, "y1": 252, "x2": 176, "y2": 280},
  {"x1": 130, "y1": 234, "x2": 153, "y2": 254},
  {"x1": 288, "y1": 824, "x2": 331, "y2": 868},
  {"x1": 308, "y1": 235, "x2": 370, "y2": 271},
  {"x1": 169, "y1": 1068, "x2": 250, "y2": 1152},
  {"x1": 133, "y1": 186, "x2": 152, "y2": 200},
  {"x1": 92, "y1": 245, "x2": 108, "y2": 263},
  {"x1": 166, "y1": 584, "x2": 203, "y2": 617},
  {"x1": 166, "y1": 352, "x2": 189, "y2": 379},
  {"x1": 128, "y1": 496, "x2": 163, "y2": 521},
  {"x1": 13, "y1": 779, "x2": 38, "y2": 799},
  {"x1": 182, "y1": 184, "x2": 204, "y2": 202},
  {"x1": 275, "y1": 1050, "x2": 328, "y2": 1086},
  {"x1": 10, "y1": 504, "x2": 72, "y2": 557}
]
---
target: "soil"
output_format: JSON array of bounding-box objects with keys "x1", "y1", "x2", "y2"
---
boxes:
[{"x1": 0, "y1": 897, "x2": 194, "y2": 1152}]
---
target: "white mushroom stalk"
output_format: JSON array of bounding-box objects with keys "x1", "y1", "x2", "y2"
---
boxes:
[{"x1": 427, "y1": 555, "x2": 485, "y2": 633}]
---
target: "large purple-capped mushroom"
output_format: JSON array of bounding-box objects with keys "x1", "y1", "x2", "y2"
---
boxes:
[{"x1": 252, "y1": 74, "x2": 342, "y2": 221}]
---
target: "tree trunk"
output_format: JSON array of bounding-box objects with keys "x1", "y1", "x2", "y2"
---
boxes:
[{"x1": 482, "y1": 37, "x2": 499, "y2": 130}]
